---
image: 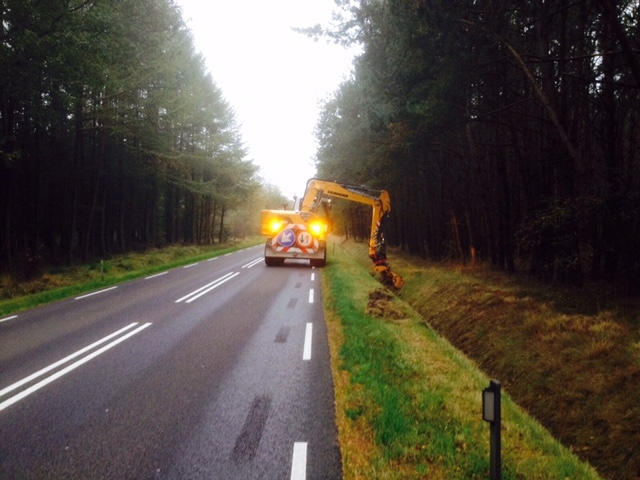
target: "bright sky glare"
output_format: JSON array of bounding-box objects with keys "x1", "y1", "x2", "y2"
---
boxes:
[{"x1": 176, "y1": 0, "x2": 358, "y2": 200}]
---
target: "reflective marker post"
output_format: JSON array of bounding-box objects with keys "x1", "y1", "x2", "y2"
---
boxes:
[{"x1": 482, "y1": 379, "x2": 501, "y2": 480}]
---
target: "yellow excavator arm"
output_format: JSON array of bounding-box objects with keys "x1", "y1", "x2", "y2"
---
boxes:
[{"x1": 300, "y1": 178, "x2": 404, "y2": 289}]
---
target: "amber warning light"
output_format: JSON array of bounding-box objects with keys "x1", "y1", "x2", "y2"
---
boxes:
[
  {"x1": 269, "y1": 219, "x2": 285, "y2": 233},
  {"x1": 309, "y1": 221, "x2": 328, "y2": 238}
]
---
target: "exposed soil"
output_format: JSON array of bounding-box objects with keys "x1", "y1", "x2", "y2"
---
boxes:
[{"x1": 366, "y1": 288, "x2": 407, "y2": 320}]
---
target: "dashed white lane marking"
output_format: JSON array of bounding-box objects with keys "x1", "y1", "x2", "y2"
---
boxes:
[
  {"x1": 0, "y1": 322, "x2": 151, "y2": 412},
  {"x1": 75, "y1": 286, "x2": 118, "y2": 300},
  {"x1": 303, "y1": 323, "x2": 313, "y2": 361},
  {"x1": 310, "y1": 273, "x2": 315, "y2": 282},
  {"x1": 207, "y1": 257, "x2": 218, "y2": 262},
  {"x1": 0, "y1": 315, "x2": 18, "y2": 324},
  {"x1": 145, "y1": 271, "x2": 168, "y2": 280},
  {"x1": 308, "y1": 288, "x2": 314, "y2": 304},
  {"x1": 290, "y1": 442, "x2": 307, "y2": 480},
  {"x1": 183, "y1": 263, "x2": 198, "y2": 269}
]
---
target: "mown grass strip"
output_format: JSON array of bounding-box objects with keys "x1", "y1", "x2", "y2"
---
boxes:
[{"x1": 322, "y1": 239, "x2": 602, "y2": 479}]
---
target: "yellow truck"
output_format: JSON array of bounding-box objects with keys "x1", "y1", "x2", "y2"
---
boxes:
[{"x1": 261, "y1": 178, "x2": 403, "y2": 288}]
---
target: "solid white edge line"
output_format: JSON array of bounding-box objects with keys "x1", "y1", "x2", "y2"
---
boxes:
[
  {"x1": 175, "y1": 272, "x2": 236, "y2": 303},
  {"x1": 185, "y1": 272, "x2": 239, "y2": 303},
  {"x1": 0, "y1": 315, "x2": 18, "y2": 324},
  {"x1": 0, "y1": 323, "x2": 139, "y2": 399},
  {"x1": 291, "y1": 442, "x2": 307, "y2": 480},
  {"x1": 145, "y1": 271, "x2": 168, "y2": 280},
  {"x1": 303, "y1": 323, "x2": 313, "y2": 361},
  {"x1": 308, "y1": 288, "x2": 314, "y2": 304},
  {"x1": 75, "y1": 286, "x2": 118, "y2": 300},
  {"x1": 0, "y1": 323, "x2": 152, "y2": 412}
]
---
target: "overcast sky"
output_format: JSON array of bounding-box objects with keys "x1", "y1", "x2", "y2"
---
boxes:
[{"x1": 176, "y1": 0, "x2": 358, "y2": 199}]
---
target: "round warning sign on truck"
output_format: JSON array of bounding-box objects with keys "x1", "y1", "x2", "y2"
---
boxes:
[
  {"x1": 296, "y1": 230, "x2": 314, "y2": 248},
  {"x1": 277, "y1": 229, "x2": 296, "y2": 247}
]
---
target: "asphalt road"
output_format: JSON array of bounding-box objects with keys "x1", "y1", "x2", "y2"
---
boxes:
[{"x1": 0, "y1": 245, "x2": 342, "y2": 479}]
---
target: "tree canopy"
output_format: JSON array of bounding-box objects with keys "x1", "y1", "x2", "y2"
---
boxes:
[
  {"x1": 314, "y1": 0, "x2": 640, "y2": 293},
  {"x1": 0, "y1": 0, "x2": 259, "y2": 276}
]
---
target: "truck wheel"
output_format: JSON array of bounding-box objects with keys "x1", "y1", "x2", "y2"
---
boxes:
[
  {"x1": 265, "y1": 257, "x2": 284, "y2": 266},
  {"x1": 310, "y1": 256, "x2": 326, "y2": 268}
]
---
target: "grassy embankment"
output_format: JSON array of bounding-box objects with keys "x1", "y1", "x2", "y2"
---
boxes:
[
  {"x1": 0, "y1": 239, "x2": 262, "y2": 317},
  {"x1": 323, "y1": 238, "x2": 611, "y2": 479},
  {"x1": 396, "y1": 255, "x2": 640, "y2": 480}
]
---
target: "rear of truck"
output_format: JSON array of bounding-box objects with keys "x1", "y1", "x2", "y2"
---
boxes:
[{"x1": 260, "y1": 209, "x2": 329, "y2": 267}]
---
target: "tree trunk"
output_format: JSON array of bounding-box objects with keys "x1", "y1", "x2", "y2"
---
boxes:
[{"x1": 218, "y1": 205, "x2": 226, "y2": 244}]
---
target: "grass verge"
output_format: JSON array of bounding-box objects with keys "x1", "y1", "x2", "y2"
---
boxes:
[
  {"x1": 0, "y1": 239, "x2": 262, "y2": 317},
  {"x1": 323, "y1": 239, "x2": 603, "y2": 479}
]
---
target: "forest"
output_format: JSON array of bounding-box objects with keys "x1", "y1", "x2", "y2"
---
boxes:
[
  {"x1": 2, "y1": 0, "x2": 639, "y2": 295},
  {"x1": 0, "y1": 0, "x2": 265, "y2": 278},
  {"x1": 312, "y1": 0, "x2": 640, "y2": 293}
]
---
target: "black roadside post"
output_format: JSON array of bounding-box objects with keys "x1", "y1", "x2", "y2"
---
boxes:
[{"x1": 482, "y1": 379, "x2": 501, "y2": 480}]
